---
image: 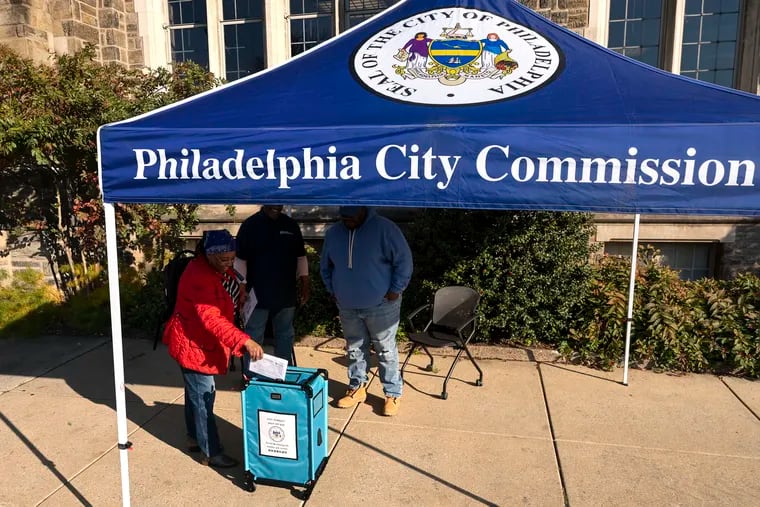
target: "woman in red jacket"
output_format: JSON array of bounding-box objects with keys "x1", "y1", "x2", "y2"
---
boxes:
[{"x1": 163, "y1": 229, "x2": 263, "y2": 468}]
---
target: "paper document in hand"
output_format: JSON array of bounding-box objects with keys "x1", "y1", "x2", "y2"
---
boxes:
[
  {"x1": 242, "y1": 290, "x2": 257, "y2": 325},
  {"x1": 248, "y1": 353, "x2": 288, "y2": 381}
]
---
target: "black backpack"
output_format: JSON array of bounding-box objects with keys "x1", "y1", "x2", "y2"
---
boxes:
[{"x1": 153, "y1": 249, "x2": 196, "y2": 350}]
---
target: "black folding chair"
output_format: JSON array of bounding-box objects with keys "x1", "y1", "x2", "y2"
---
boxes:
[{"x1": 400, "y1": 286, "x2": 484, "y2": 400}]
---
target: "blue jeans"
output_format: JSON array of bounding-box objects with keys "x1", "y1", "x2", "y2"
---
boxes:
[
  {"x1": 339, "y1": 297, "x2": 403, "y2": 397},
  {"x1": 245, "y1": 306, "x2": 296, "y2": 364},
  {"x1": 181, "y1": 367, "x2": 222, "y2": 457}
]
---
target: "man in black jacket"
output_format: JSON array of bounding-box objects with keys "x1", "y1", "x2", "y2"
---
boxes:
[{"x1": 236, "y1": 205, "x2": 309, "y2": 364}]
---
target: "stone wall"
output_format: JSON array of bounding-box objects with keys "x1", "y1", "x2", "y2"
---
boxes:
[
  {"x1": 0, "y1": 232, "x2": 54, "y2": 286},
  {"x1": 519, "y1": 0, "x2": 590, "y2": 34},
  {"x1": 719, "y1": 222, "x2": 760, "y2": 279},
  {"x1": 0, "y1": 0, "x2": 143, "y2": 67}
]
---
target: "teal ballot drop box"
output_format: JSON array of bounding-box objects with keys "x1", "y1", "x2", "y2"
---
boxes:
[{"x1": 241, "y1": 367, "x2": 329, "y2": 498}]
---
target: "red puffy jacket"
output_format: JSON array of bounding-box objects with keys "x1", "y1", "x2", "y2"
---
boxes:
[{"x1": 162, "y1": 255, "x2": 249, "y2": 374}]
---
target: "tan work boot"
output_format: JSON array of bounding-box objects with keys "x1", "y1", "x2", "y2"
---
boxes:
[
  {"x1": 383, "y1": 396, "x2": 401, "y2": 416},
  {"x1": 337, "y1": 384, "x2": 367, "y2": 408}
]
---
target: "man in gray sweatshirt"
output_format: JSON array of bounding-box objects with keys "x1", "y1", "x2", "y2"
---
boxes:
[{"x1": 320, "y1": 206, "x2": 413, "y2": 416}]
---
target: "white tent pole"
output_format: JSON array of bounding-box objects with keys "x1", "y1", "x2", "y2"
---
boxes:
[
  {"x1": 622, "y1": 213, "x2": 641, "y2": 386},
  {"x1": 104, "y1": 203, "x2": 132, "y2": 506}
]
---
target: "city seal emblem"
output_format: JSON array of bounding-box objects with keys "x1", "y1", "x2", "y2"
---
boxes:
[{"x1": 351, "y1": 7, "x2": 562, "y2": 105}]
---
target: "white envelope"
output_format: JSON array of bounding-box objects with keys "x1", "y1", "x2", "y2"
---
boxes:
[
  {"x1": 247, "y1": 353, "x2": 288, "y2": 381},
  {"x1": 241, "y1": 290, "x2": 257, "y2": 325}
]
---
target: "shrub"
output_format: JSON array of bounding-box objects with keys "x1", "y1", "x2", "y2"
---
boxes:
[
  {"x1": 565, "y1": 246, "x2": 760, "y2": 378},
  {"x1": 122, "y1": 265, "x2": 166, "y2": 339},
  {"x1": 725, "y1": 273, "x2": 760, "y2": 376},
  {"x1": 563, "y1": 254, "x2": 630, "y2": 370},
  {"x1": 405, "y1": 209, "x2": 598, "y2": 345},
  {"x1": 294, "y1": 244, "x2": 342, "y2": 339}
]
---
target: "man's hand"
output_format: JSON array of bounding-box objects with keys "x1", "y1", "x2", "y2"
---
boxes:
[
  {"x1": 244, "y1": 339, "x2": 264, "y2": 361},
  {"x1": 385, "y1": 291, "x2": 400, "y2": 301}
]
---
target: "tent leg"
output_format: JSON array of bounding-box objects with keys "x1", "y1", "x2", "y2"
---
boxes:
[
  {"x1": 105, "y1": 203, "x2": 132, "y2": 506},
  {"x1": 622, "y1": 213, "x2": 640, "y2": 386}
]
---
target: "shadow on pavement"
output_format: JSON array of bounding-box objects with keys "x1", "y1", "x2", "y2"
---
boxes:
[
  {"x1": 540, "y1": 360, "x2": 622, "y2": 384},
  {"x1": 0, "y1": 336, "x2": 254, "y2": 490},
  {"x1": 0, "y1": 410, "x2": 91, "y2": 504}
]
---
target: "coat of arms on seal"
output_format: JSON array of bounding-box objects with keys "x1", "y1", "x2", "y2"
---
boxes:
[
  {"x1": 352, "y1": 7, "x2": 562, "y2": 105},
  {"x1": 393, "y1": 23, "x2": 519, "y2": 86}
]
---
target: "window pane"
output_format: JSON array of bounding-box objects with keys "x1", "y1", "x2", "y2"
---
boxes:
[
  {"x1": 701, "y1": 14, "x2": 720, "y2": 41},
  {"x1": 641, "y1": 18, "x2": 660, "y2": 46},
  {"x1": 291, "y1": 20, "x2": 304, "y2": 42},
  {"x1": 345, "y1": 0, "x2": 398, "y2": 9},
  {"x1": 680, "y1": 0, "x2": 739, "y2": 86},
  {"x1": 347, "y1": 13, "x2": 376, "y2": 27},
  {"x1": 603, "y1": 242, "x2": 714, "y2": 280},
  {"x1": 223, "y1": 0, "x2": 234, "y2": 18},
  {"x1": 318, "y1": 16, "x2": 333, "y2": 40},
  {"x1": 624, "y1": 47, "x2": 642, "y2": 59},
  {"x1": 303, "y1": 18, "x2": 321, "y2": 42},
  {"x1": 715, "y1": 69, "x2": 732, "y2": 86},
  {"x1": 682, "y1": 16, "x2": 701, "y2": 43},
  {"x1": 290, "y1": 15, "x2": 334, "y2": 55},
  {"x1": 291, "y1": 0, "x2": 325, "y2": 14},
  {"x1": 625, "y1": 20, "x2": 642, "y2": 46},
  {"x1": 608, "y1": 22, "x2": 625, "y2": 47},
  {"x1": 610, "y1": 0, "x2": 626, "y2": 20},
  {"x1": 718, "y1": 12, "x2": 738, "y2": 39},
  {"x1": 704, "y1": 0, "x2": 722, "y2": 13},
  {"x1": 681, "y1": 44, "x2": 699, "y2": 69},
  {"x1": 658, "y1": 245, "x2": 676, "y2": 266},
  {"x1": 694, "y1": 245, "x2": 710, "y2": 265},
  {"x1": 223, "y1": 0, "x2": 263, "y2": 20},
  {"x1": 607, "y1": 0, "x2": 661, "y2": 67},
  {"x1": 674, "y1": 248, "x2": 692, "y2": 269},
  {"x1": 685, "y1": 0, "x2": 703, "y2": 15},
  {"x1": 699, "y1": 70, "x2": 716, "y2": 82},
  {"x1": 700, "y1": 42, "x2": 717, "y2": 68},
  {"x1": 224, "y1": 23, "x2": 265, "y2": 81},
  {"x1": 170, "y1": 27, "x2": 209, "y2": 69},
  {"x1": 168, "y1": 0, "x2": 207, "y2": 25},
  {"x1": 627, "y1": 0, "x2": 643, "y2": 18},
  {"x1": 305, "y1": 0, "x2": 318, "y2": 12},
  {"x1": 639, "y1": 46, "x2": 659, "y2": 66},
  {"x1": 643, "y1": 0, "x2": 661, "y2": 17},
  {"x1": 344, "y1": 0, "x2": 399, "y2": 29},
  {"x1": 721, "y1": 0, "x2": 739, "y2": 10},
  {"x1": 715, "y1": 41, "x2": 736, "y2": 69}
]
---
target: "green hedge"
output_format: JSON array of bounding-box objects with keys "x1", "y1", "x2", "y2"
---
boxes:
[
  {"x1": 403, "y1": 209, "x2": 598, "y2": 345},
  {"x1": 565, "y1": 247, "x2": 760, "y2": 376},
  {"x1": 5, "y1": 212, "x2": 760, "y2": 379}
]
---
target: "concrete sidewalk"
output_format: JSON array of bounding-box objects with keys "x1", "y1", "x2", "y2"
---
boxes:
[{"x1": 1, "y1": 336, "x2": 759, "y2": 506}]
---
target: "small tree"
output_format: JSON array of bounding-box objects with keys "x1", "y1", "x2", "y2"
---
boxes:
[{"x1": 0, "y1": 45, "x2": 221, "y2": 298}]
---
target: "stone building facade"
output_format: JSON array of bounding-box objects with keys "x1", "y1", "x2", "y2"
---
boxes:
[{"x1": 0, "y1": 0, "x2": 143, "y2": 67}]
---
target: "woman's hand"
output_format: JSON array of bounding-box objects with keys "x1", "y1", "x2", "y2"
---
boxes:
[{"x1": 244, "y1": 339, "x2": 264, "y2": 361}]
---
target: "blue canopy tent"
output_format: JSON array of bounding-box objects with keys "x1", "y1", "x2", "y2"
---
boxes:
[{"x1": 97, "y1": 0, "x2": 760, "y2": 503}]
